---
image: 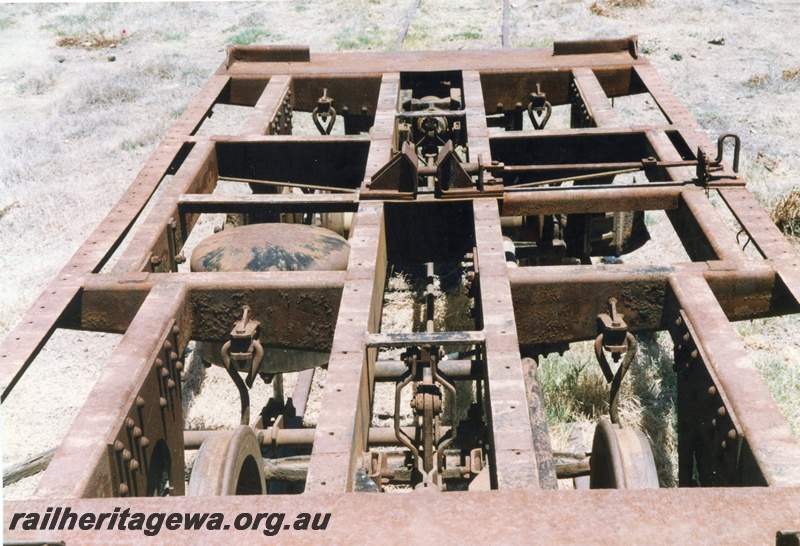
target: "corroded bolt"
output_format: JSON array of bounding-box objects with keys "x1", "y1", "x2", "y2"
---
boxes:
[
  {"x1": 159, "y1": 397, "x2": 168, "y2": 408},
  {"x1": 708, "y1": 386, "x2": 717, "y2": 396},
  {"x1": 114, "y1": 440, "x2": 124, "y2": 452},
  {"x1": 125, "y1": 418, "x2": 135, "y2": 429},
  {"x1": 119, "y1": 483, "x2": 129, "y2": 496},
  {"x1": 717, "y1": 406, "x2": 727, "y2": 417},
  {"x1": 140, "y1": 437, "x2": 150, "y2": 448},
  {"x1": 132, "y1": 427, "x2": 142, "y2": 439},
  {"x1": 130, "y1": 459, "x2": 139, "y2": 472},
  {"x1": 136, "y1": 396, "x2": 146, "y2": 408},
  {"x1": 122, "y1": 449, "x2": 132, "y2": 462}
]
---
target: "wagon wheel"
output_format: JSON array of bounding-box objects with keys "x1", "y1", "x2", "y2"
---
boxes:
[
  {"x1": 187, "y1": 426, "x2": 265, "y2": 496},
  {"x1": 589, "y1": 418, "x2": 659, "y2": 489}
]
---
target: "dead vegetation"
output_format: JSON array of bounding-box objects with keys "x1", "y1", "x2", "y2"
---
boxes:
[
  {"x1": 56, "y1": 30, "x2": 126, "y2": 50},
  {"x1": 589, "y1": 0, "x2": 646, "y2": 18},
  {"x1": 771, "y1": 189, "x2": 800, "y2": 238}
]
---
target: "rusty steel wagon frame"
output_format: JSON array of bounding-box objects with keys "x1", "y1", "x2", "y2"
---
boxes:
[{"x1": 4, "y1": 37, "x2": 800, "y2": 543}]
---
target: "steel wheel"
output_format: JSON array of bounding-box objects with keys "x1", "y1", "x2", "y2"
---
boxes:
[
  {"x1": 590, "y1": 418, "x2": 659, "y2": 489},
  {"x1": 188, "y1": 426, "x2": 265, "y2": 496}
]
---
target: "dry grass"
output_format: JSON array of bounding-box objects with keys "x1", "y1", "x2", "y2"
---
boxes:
[
  {"x1": 540, "y1": 333, "x2": 678, "y2": 486},
  {"x1": 590, "y1": 0, "x2": 646, "y2": 18},
  {"x1": 783, "y1": 68, "x2": 800, "y2": 82},
  {"x1": 771, "y1": 189, "x2": 800, "y2": 238}
]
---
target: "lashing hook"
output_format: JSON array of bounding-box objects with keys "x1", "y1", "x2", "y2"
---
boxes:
[{"x1": 312, "y1": 88, "x2": 337, "y2": 135}]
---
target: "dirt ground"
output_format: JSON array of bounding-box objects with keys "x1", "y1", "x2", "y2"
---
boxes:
[{"x1": 1, "y1": 0, "x2": 799, "y2": 500}]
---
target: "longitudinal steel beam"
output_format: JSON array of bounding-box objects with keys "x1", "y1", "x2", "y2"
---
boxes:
[
  {"x1": 34, "y1": 283, "x2": 188, "y2": 499},
  {"x1": 473, "y1": 198, "x2": 541, "y2": 489},
  {"x1": 668, "y1": 274, "x2": 800, "y2": 487},
  {"x1": 304, "y1": 202, "x2": 386, "y2": 492}
]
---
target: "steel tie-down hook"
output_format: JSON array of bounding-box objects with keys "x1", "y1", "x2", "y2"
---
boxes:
[
  {"x1": 594, "y1": 298, "x2": 638, "y2": 425},
  {"x1": 312, "y1": 88, "x2": 337, "y2": 135},
  {"x1": 527, "y1": 83, "x2": 552, "y2": 130}
]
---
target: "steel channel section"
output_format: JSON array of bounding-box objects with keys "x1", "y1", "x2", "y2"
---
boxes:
[
  {"x1": 668, "y1": 275, "x2": 800, "y2": 487},
  {"x1": 6, "y1": 487, "x2": 800, "y2": 544},
  {"x1": 474, "y1": 199, "x2": 542, "y2": 489},
  {"x1": 240, "y1": 75, "x2": 292, "y2": 136},
  {"x1": 33, "y1": 283, "x2": 188, "y2": 499},
  {"x1": 304, "y1": 202, "x2": 387, "y2": 492},
  {"x1": 3, "y1": 42, "x2": 800, "y2": 543},
  {"x1": 112, "y1": 141, "x2": 219, "y2": 274}
]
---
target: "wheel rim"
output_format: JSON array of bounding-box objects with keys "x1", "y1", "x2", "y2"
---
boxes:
[
  {"x1": 188, "y1": 426, "x2": 265, "y2": 496},
  {"x1": 590, "y1": 418, "x2": 659, "y2": 489}
]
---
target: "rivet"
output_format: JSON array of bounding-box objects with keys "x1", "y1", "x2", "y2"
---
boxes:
[
  {"x1": 114, "y1": 440, "x2": 124, "y2": 452},
  {"x1": 159, "y1": 397, "x2": 168, "y2": 408},
  {"x1": 155, "y1": 358, "x2": 164, "y2": 368},
  {"x1": 708, "y1": 386, "x2": 717, "y2": 396},
  {"x1": 132, "y1": 427, "x2": 142, "y2": 438},
  {"x1": 169, "y1": 351, "x2": 179, "y2": 361},
  {"x1": 711, "y1": 418, "x2": 717, "y2": 427},
  {"x1": 164, "y1": 340, "x2": 172, "y2": 351},
  {"x1": 161, "y1": 368, "x2": 170, "y2": 378},
  {"x1": 180, "y1": 372, "x2": 188, "y2": 381},
  {"x1": 136, "y1": 396, "x2": 146, "y2": 408},
  {"x1": 675, "y1": 317, "x2": 682, "y2": 327},
  {"x1": 728, "y1": 429, "x2": 737, "y2": 440},
  {"x1": 125, "y1": 418, "x2": 135, "y2": 429},
  {"x1": 140, "y1": 437, "x2": 150, "y2": 448},
  {"x1": 717, "y1": 406, "x2": 726, "y2": 417},
  {"x1": 175, "y1": 361, "x2": 183, "y2": 371},
  {"x1": 690, "y1": 350, "x2": 698, "y2": 360},
  {"x1": 119, "y1": 483, "x2": 129, "y2": 496},
  {"x1": 172, "y1": 325, "x2": 180, "y2": 336},
  {"x1": 122, "y1": 449, "x2": 132, "y2": 462},
  {"x1": 682, "y1": 333, "x2": 690, "y2": 343},
  {"x1": 130, "y1": 459, "x2": 139, "y2": 472},
  {"x1": 167, "y1": 379, "x2": 176, "y2": 389},
  {"x1": 721, "y1": 440, "x2": 727, "y2": 449}
]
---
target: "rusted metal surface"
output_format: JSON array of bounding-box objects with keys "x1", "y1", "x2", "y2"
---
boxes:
[
  {"x1": 6, "y1": 487, "x2": 800, "y2": 545},
  {"x1": 3, "y1": 37, "x2": 800, "y2": 542}
]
